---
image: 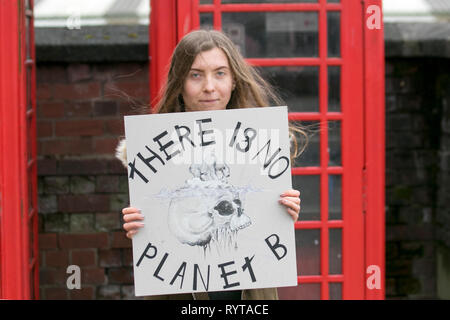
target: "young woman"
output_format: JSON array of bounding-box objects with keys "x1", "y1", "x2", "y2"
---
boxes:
[{"x1": 116, "y1": 29, "x2": 306, "y2": 300}]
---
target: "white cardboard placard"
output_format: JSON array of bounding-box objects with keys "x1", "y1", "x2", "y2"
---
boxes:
[{"x1": 124, "y1": 106, "x2": 297, "y2": 297}]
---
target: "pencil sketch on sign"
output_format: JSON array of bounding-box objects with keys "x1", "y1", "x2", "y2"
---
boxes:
[{"x1": 156, "y1": 152, "x2": 258, "y2": 256}]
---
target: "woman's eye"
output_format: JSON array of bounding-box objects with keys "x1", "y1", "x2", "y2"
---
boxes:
[
  {"x1": 217, "y1": 71, "x2": 225, "y2": 76},
  {"x1": 190, "y1": 73, "x2": 201, "y2": 78}
]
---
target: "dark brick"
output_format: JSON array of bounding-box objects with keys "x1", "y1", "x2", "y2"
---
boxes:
[
  {"x1": 58, "y1": 159, "x2": 110, "y2": 175},
  {"x1": 94, "y1": 137, "x2": 120, "y2": 155},
  {"x1": 71, "y1": 249, "x2": 97, "y2": 267},
  {"x1": 58, "y1": 195, "x2": 110, "y2": 213},
  {"x1": 39, "y1": 233, "x2": 58, "y2": 249},
  {"x1": 110, "y1": 194, "x2": 129, "y2": 212},
  {"x1": 95, "y1": 212, "x2": 121, "y2": 232},
  {"x1": 70, "y1": 176, "x2": 95, "y2": 194},
  {"x1": 69, "y1": 286, "x2": 95, "y2": 300},
  {"x1": 82, "y1": 268, "x2": 106, "y2": 285},
  {"x1": 43, "y1": 287, "x2": 69, "y2": 300},
  {"x1": 44, "y1": 176, "x2": 69, "y2": 194},
  {"x1": 108, "y1": 267, "x2": 133, "y2": 284},
  {"x1": 70, "y1": 213, "x2": 95, "y2": 232},
  {"x1": 96, "y1": 176, "x2": 120, "y2": 193},
  {"x1": 45, "y1": 250, "x2": 70, "y2": 268},
  {"x1": 396, "y1": 277, "x2": 421, "y2": 295},
  {"x1": 122, "y1": 248, "x2": 133, "y2": 267},
  {"x1": 99, "y1": 249, "x2": 122, "y2": 268},
  {"x1": 40, "y1": 268, "x2": 67, "y2": 285},
  {"x1": 52, "y1": 82, "x2": 101, "y2": 100},
  {"x1": 38, "y1": 194, "x2": 58, "y2": 214},
  {"x1": 93, "y1": 100, "x2": 118, "y2": 116},
  {"x1": 38, "y1": 159, "x2": 58, "y2": 176},
  {"x1": 43, "y1": 213, "x2": 70, "y2": 233},
  {"x1": 64, "y1": 101, "x2": 92, "y2": 118},
  {"x1": 67, "y1": 64, "x2": 92, "y2": 82},
  {"x1": 58, "y1": 233, "x2": 109, "y2": 249},
  {"x1": 55, "y1": 120, "x2": 104, "y2": 137},
  {"x1": 111, "y1": 231, "x2": 131, "y2": 249},
  {"x1": 97, "y1": 285, "x2": 121, "y2": 300}
]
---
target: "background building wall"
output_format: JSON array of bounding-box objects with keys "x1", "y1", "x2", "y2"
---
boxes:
[
  {"x1": 385, "y1": 58, "x2": 449, "y2": 299},
  {"x1": 35, "y1": 24, "x2": 450, "y2": 299},
  {"x1": 37, "y1": 60, "x2": 148, "y2": 299}
]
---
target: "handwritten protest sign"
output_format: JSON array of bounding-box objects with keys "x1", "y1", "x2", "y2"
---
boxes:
[{"x1": 124, "y1": 106, "x2": 297, "y2": 297}]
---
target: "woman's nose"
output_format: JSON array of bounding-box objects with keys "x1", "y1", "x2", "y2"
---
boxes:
[{"x1": 203, "y1": 76, "x2": 215, "y2": 92}]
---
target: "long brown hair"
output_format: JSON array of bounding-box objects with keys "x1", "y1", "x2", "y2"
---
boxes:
[{"x1": 153, "y1": 29, "x2": 308, "y2": 162}]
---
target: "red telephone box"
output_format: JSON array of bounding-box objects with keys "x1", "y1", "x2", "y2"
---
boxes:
[
  {"x1": 150, "y1": 0, "x2": 385, "y2": 300},
  {"x1": 0, "y1": 0, "x2": 39, "y2": 299}
]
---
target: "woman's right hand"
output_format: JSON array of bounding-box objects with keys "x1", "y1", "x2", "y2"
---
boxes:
[{"x1": 122, "y1": 207, "x2": 145, "y2": 239}]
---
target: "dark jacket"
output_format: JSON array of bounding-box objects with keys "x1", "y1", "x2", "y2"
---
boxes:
[{"x1": 143, "y1": 288, "x2": 279, "y2": 300}]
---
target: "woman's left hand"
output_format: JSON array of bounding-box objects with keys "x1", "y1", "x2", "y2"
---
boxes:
[{"x1": 279, "y1": 189, "x2": 301, "y2": 222}]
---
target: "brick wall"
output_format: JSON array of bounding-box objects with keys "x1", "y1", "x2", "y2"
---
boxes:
[
  {"x1": 385, "y1": 58, "x2": 449, "y2": 299},
  {"x1": 37, "y1": 62, "x2": 148, "y2": 299},
  {"x1": 35, "y1": 57, "x2": 449, "y2": 299},
  {"x1": 436, "y1": 62, "x2": 450, "y2": 299}
]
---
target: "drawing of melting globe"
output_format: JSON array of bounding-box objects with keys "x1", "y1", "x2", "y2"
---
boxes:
[{"x1": 156, "y1": 153, "x2": 259, "y2": 253}]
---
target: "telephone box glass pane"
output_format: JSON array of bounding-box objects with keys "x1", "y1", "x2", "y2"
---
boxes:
[
  {"x1": 291, "y1": 121, "x2": 320, "y2": 167},
  {"x1": 200, "y1": 13, "x2": 213, "y2": 29},
  {"x1": 328, "y1": 174, "x2": 342, "y2": 220},
  {"x1": 329, "y1": 283, "x2": 342, "y2": 300},
  {"x1": 328, "y1": 120, "x2": 341, "y2": 166},
  {"x1": 327, "y1": 0, "x2": 340, "y2": 2},
  {"x1": 200, "y1": 0, "x2": 213, "y2": 4},
  {"x1": 329, "y1": 228, "x2": 342, "y2": 274},
  {"x1": 327, "y1": 11, "x2": 341, "y2": 57},
  {"x1": 296, "y1": 229, "x2": 321, "y2": 275},
  {"x1": 328, "y1": 66, "x2": 341, "y2": 112},
  {"x1": 222, "y1": 12, "x2": 318, "y2": 58},
  {"x1": 293, "y1": 175, "x2": 320, "y2": 221},
  {"x1": 260, "y1": 66, "x2": 319, "y2": 113},
  {"x1": 278, "y1": 283, "x2": 321, "y2": 300},
  {"x1": 222, "y1": 0, "x2": 317, "y2": 3}
]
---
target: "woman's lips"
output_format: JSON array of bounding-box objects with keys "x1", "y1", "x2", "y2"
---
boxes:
[{"x1": 199, "y1": 99, "x2": 218, "y2": 103}]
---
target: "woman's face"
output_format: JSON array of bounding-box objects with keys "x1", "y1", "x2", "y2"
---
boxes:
[{"x1": 182, "y1": 47, "x2": 235, "y2": 112}]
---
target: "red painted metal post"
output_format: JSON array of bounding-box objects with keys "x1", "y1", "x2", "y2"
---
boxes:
[
  {"x1": 25, "y1": 0, "x2": 39, "y2": 300},
  {"x1": 340, "y1": 0, "x2": 365, "y2": 300},
  {"x1": 149, "y1": 0, "x2": 178, "y2": 113},
  {"x1": 0, "y1": 0, "x2": 38, "y2": 300},
  {"x1": 363, "y1": 0, "x2": 385, "y2": 300},
  {"x1": 318, "y1": 0, "x2": 330, "y2": 300},
  {"x1": 0, "y1": 0, "x2": 27, "y2": 299},
  {"x1": 176, "y1": 0, "x2": 198, "y2": 41}
]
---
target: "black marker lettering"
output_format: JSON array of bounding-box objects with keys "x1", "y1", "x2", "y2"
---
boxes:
[
  {"x1": 196, "y1": 118, "x2": 215, "y2": 147},
  {"x1": 170, "y1": 262, "x2": 187, "y2": 289},
  {"x1": 268, "y1": 156, "x2": 290, "y2": 179},
  {"x1": 153, "y1": 252, "x2": 169, "y2": 281},
  {"x1": 137, "y1": 146, "x2": 165, "y2": 173},
  {"x1": 153, "y1": 130, "x2": 181, "y2": 161},
  {"x1": 128, "y1": 159, "x2": 149, "y2": 183},
  {"x1": 193, "y1": 264, "x2": 210, "y2": 291},
  {"x1": 236, "y1": 127, "x2": 257, "y2": 153},
  {"x1": 218, "y1": 261, "x2": 240, "y2": 289},
  {"x1": 175, "y1": 125, "x2": 196, "y2": 151},
  {"x1": 136, "y1": 242, "x2": 157, "y2": 267},
  {"x1": 242, "y1": 255, "x2": 257, "y2": 282},
  {"x1": 265, "y1": 234, "x2": 288, "y2": 261}
]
